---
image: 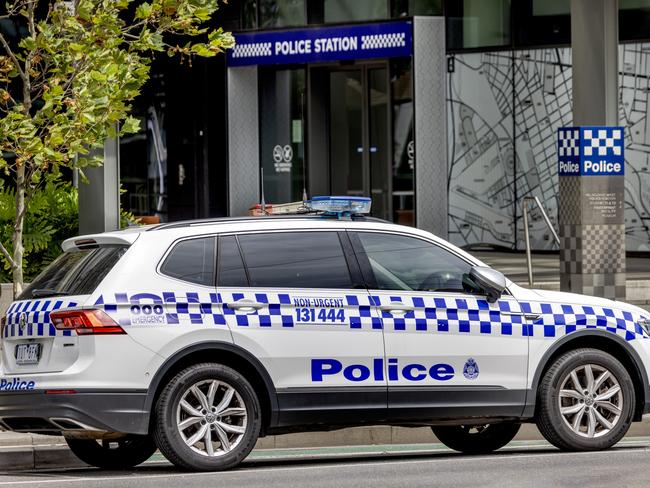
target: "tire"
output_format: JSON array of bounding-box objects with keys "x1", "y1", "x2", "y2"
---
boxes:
[
  {"x1": 153, "y1": 363, "x2": 261, "y2": 471},
  {"x1": 65, "y1": 435, "x2": 157, "y2": 469},
  {"x1": 536, "y1": 348, "x2": 635, "y2": 451},
  {"x1": 431, "y1": 422, "x2": 520, "y2": 454}
]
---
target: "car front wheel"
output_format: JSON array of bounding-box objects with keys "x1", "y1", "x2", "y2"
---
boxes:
[
  {"x1": 536, "y1": 348, "x2": 635, "y2": 451},
  {"x1": 153, "y1": 363, "x2": 261, "y2": 471},
  {"x1": 431, "y1": 422, "x2": 521, "y2": 454}
]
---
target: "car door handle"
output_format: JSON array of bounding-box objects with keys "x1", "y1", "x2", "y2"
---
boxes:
[
  {"x1": 379, "y1": 304, "x2": 414, "y2": 315},
  {"x1": 501, "y1": 311, "x2": 540, "y2": 321},
  {"x1": 225, "y1": 301, "x2": 264, "y2": 312}
]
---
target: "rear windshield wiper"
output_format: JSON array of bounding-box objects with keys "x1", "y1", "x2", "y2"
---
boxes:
[{"x1": 29, "y1": 289, "x2": 70, "y2": 298}]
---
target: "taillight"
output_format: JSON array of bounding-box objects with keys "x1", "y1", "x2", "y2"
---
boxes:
[{"x1": 50, "y1": 309, "x2": 125, "y2": 335}]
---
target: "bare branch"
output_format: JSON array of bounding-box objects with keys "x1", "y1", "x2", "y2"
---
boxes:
[
  {"x1": 0, "y1": 33, "x2": 26, "y2": 82},
  {"x1": 27, "y1": 0, "x2": 37, "y2": 38},
  {"x1": 0, "y1": 241, "x2": 17, "y2": 270}
]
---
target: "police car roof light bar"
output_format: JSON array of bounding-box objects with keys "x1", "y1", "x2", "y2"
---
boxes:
[{"x1": 305, "y1": 196, "x2": 372, "y2": 219}]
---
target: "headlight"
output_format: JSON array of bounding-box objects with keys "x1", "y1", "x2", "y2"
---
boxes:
[{"x1": 638, "y1": 318, "x2": 650, "y2": 336}]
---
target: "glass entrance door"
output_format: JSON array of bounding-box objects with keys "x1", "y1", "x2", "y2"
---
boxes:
[{"x1": 328, "y1": 65, "x2": 391, "y2": 220}]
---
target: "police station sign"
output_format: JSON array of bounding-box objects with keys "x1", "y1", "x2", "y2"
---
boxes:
[
  {"x1": 227, "y1": 21, "x2": 413, "y2": 67},
  {"x1": 558, "y1": 126, "x2": 624, "y2": 176}
]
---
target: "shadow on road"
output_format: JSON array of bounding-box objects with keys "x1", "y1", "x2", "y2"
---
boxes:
[{"x1": 3, "y1": 442, "x2": 649, "y2": 481}]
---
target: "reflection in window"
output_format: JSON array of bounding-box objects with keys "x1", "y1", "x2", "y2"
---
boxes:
[
  {"x1": 532, "y1": 0, "x2": 568, "y2": 16},
  {"x1": 446, "y1": 0, "x2": 511, "y2": 50},
  {"x1": 391, "y1": 59, "x2": 415, "y2": 226},
  {"x1": 356, "y1": 232, "x2": 474, "y2": 293},
  {"x1": 238, "y1": 232, "x2": 352, "y2": 289},
  {"x1": 161, "y1": 238, "x2": 216, "y2": 286},
  {"x1": 119, "y1": 72, "x2": 167, "y2": 222},
  {"x1": 393, "y1": 0, "x2": 443, "y2": 17},
  {"x1": 324, "y1": 0, "x2": 388, "y2": 23},
  {"x1": 259, "y1": 0, "x2": 306, "y2": 27},
  {"x1": 242, "y1": 0, "x2": 257, "y2": 28},
  {"x1": 217, "y1": 236, "x2": 248, "y2": 287},
  {"x1": 259, "y1": 68, "x2": 307, "y2": 205}
]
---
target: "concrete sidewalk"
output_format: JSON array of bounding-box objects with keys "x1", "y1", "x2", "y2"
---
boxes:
[{"x1": 3, "y1": 419, "x2": 650, "y2": 470}]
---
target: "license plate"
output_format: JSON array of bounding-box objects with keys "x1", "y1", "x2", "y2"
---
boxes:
[{"x1": 15, "y1": 343, "x2": 41, "y2": 365}]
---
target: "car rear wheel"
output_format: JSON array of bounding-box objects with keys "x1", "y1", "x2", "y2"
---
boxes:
[
  {"x1": 536, "y1": 348, "x2": 635, "y2": 451},
  {"x1": 153, "y1": 363, "x2": 261, "y2": 471},
  {"x1": 65, "y1": 435, "x2": 157, "y2": 469},
  {"x1": 431, "y1": 422, "x2": 520, "y2": 454}
]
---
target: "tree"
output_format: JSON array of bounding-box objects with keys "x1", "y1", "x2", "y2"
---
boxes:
[{"x1": 0, "y1": 0, "x2": 234, "y2": 296}]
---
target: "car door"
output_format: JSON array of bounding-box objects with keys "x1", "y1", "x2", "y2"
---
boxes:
[
  {"x1": 349, "y1": 230, "x2": 529, "y2": 420},
  {"x1": 216, "y1": 231, "x2": 386, "y2": 426}
]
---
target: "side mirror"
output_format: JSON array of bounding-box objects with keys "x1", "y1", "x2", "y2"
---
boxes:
[{"x1": 470, "y1": 266, "x2": 506, "y2": 303}]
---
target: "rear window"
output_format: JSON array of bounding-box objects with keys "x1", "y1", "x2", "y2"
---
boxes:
[
  {"x1": 160, "y1": 237, "x2": 216, "y2": 286},
  {"x1": 19, "y1": 246, "x2": 128, "y2": 300}
]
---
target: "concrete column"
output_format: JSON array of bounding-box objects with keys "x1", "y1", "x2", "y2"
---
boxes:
[
  {"x1": 559, "y1": 0, "x2": 625, "y2": 299},
  {"x1": 413, "y1": 16, "x2": 448, "y2": 238},
  {"x1": 78, "y1": 136, "x2": 121, "y2": 235},
  {"x1": 227, "y1": 66, "x2": 260, "y2": 216}
]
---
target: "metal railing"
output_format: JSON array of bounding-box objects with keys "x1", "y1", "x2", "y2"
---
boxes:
[{"x1": 522, "y1": 196, "x2": 560, "y2": 287}]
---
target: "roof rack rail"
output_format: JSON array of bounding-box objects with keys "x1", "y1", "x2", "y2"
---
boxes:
[{"x1": 149, "y1": 214, "x2": 389, "y2": 232}]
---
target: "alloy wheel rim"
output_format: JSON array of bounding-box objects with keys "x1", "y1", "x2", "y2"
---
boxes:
[
  {"x1": 558, "y1": 364, "x2": 623, "y2": 438},
  {"x1": 176, "y1": 379, "x2": 248, "y2": 457}
]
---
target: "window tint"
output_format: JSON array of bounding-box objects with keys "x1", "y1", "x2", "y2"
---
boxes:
[
  {"x1": 355, "y1": 232, "x2": 477, "y2": 293},
  {"x1": 160, "y1": 237, "x2": 216, "y2": 286},
  {"x1": 218, "y1": 236, "x2": 249, "y2": 287},
  {"x1": 238, "y1": 232, "x2": 352, "y2": 289},
  {"x1": 20, "y1": 246, "x2": 128, "y2": 299}
]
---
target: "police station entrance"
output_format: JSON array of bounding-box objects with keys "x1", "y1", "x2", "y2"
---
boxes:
[
  {"x1": 312, "y1": 63, "x2": 392, "y2": 221},
  {"x1": 228, "y1": 19, "x2": 448, "y2": 234}
]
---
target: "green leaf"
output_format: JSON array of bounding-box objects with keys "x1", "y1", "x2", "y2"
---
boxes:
[
  {"x1": 121, "y1": 115, "x2": 141, "y2": 134},
  {"x1": 135, "y1": 3, "x2": 153, "y2": 19}
]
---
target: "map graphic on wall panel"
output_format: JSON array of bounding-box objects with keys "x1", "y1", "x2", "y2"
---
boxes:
[{"x1": 447, "y1": 44, "x2": 650, "y2": 252}]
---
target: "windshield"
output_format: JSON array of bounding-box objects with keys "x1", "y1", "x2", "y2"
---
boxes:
[{"x1": 19, "y1": 246, "x2": 128, "y2": 300}]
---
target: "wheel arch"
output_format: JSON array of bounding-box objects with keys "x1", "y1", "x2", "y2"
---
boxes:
[
  {"x1": 144, "y1": 342, "x2": 279, "y2": 434},
  {"x1": 525, "y1": 330, "x2": 650, "y2": 421}
]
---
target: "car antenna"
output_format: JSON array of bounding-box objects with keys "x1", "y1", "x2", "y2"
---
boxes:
[
  {"x1": 301, "y1": 90, "x2": 308, "y2": 203},
  {"x1": 260, "y1": 166, "x2": 268, "y2": 215}
]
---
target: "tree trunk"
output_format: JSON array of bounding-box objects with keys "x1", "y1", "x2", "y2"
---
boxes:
[{"x1": 12, "y1": 163, "x2": 25, "y2": 298}]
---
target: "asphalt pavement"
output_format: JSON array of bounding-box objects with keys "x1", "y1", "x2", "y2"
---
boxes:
[{"x1": 1, "y1": 439, "x2": 649, "y2": 488}]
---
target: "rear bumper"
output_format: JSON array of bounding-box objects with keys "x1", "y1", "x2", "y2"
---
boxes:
[{"x1": 0, "y1": 390, "x2": 149, "y2": 435}]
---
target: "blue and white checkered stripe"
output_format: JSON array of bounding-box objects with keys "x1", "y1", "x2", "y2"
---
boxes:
[
  {"x1": 92, "y1": 291, "x2": 649, "y2": 342},
  {"x1": 95, "y1": 292, "x2": 380, "y2": 329},
  {"x1": 372, "y1": 295, "x2": 526, "y2": 336},
  {"x1": 3, "y1": 299, "x2": 79, "y2": 338}
]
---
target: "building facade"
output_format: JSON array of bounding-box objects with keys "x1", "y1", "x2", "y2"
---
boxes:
[{"x1": 119, "y1": 0, "x2": 650, "y2": 251}]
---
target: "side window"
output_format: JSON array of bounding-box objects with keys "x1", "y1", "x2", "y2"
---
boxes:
[
  {"x1": 237, "y1": 232, "x2": 353, "y2": 289},
  {"x1": 160, "y1": 237, "x2": 216, "y2": 286},
  {"x1": 217, "y1": 236, "x2": 249, "y2": 287},
  {"x1": 354, "y1": 232, "x2": 477, "y2": 293}
]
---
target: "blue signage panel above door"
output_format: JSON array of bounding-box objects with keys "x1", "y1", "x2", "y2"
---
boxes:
[{"x1": 227, "y1": 21, "x2": 413, "y2": 67}]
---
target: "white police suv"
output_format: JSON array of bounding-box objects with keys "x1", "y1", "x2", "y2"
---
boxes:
[{"x1": 1, "y1": 196, "x2": 649, "y2": 471}]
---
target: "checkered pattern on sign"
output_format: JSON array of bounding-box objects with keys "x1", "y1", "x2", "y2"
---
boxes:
[
  {"x1": 231, "y1": 42, "x2": 272, "y2": 59},
  {"x1": 582, "y1": 224, "x2": 626, "y2": 274},
  {"x1": 361, "y1": 32, "x2": 406, "y2": 50},
  {"x1": 558, "y1": 128, "x2": 580, "y2": 157},
  {"x1": 3, "y1": 299, "x2": 78, "y2": 338},
  {"x1": 583, "y1": 128, "x2": 623, "y2": 157}
]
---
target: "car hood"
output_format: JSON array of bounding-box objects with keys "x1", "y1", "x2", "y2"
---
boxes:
[{"x1": 512, "y1": 285, "x2": 650, "y2": 318}]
